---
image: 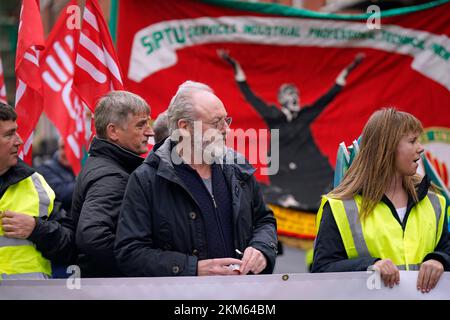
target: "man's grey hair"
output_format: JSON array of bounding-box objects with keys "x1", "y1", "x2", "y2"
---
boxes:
[
  {"x1": 277, "y1": 83, "x2": 299, "y2": 104},
  {"x1": 167, "y1": 81, "x2": 213, "y2": 135},
  {"x1": 94, "y1": 91, "x2": 150, "y2": 139},
  {"x1": 153, "y1": 111, "x2": 169, "y2": 144}
]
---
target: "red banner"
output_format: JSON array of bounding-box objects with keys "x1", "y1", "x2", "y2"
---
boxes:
[
  {"x1": 117, "y1": 0, "x2": 450, "y2": 211},
  {"x1": 15, "y1": 0, "x2": 45, "y2": 164},
  {"x1": 41, "y1": 0, "x2": 85, "y2": 174},
  {"x1": 73, "y1": 0, "x2": 124, "y2": 112}
]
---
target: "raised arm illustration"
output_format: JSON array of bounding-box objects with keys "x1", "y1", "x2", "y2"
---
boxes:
[{"x1": 218, "y1": 50, "x2": 365, "y2": 210}]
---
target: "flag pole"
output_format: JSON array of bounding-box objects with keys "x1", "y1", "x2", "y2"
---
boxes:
[{"x1": 109, "y1": 0, "x2": 118, "y2": 45}]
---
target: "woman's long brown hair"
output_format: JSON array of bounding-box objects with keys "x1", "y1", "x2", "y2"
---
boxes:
[{"x1": 329, "y1": 108, "x2": 423, "y2": 219}]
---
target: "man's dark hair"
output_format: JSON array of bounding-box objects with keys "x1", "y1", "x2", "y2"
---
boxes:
[{"x1": 0, "y1": 102, "x2": 17, "y2": 121}]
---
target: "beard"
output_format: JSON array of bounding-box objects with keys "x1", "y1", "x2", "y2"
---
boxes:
[{"x1": 193, "y1": 128, "x2": 226, "y2": 165}]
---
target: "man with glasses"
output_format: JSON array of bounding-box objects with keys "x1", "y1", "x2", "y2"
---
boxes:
[
  {"x1": 71, "y1": 91, "x2": 154, "y2": 277},
  {"x1": 115, "y1": 81, "x2": 278, "y2": 277}
]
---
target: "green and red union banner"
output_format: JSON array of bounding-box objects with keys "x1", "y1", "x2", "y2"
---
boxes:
[{"x1": 117, "y1": 0, "x2": 450, "y2": 237}]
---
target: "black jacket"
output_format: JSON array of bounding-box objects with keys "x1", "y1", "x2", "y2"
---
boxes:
[
  {"x1": 37, "y1": 152, "x2": 76, "y2": 213},
  {"x1": 70, "y1": 137, "x2": 144, "y2": 277},
  {"x1": 0, "y1": 160, "x2": 76, "y2": 265},
  {"x1": 312, "y1": 176, "x2": 450, "y2": 272},
  {"x1": 114, "y1": 139, "x2": 278, "y2": 277}
]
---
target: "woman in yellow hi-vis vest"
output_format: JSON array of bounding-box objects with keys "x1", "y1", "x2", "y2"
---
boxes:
[{"x1": 312, "y1": 108, "x2": 449, "y2": 294}]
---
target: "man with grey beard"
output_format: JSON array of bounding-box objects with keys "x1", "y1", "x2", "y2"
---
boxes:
[{"x1": 115, "y1": 80, "x2": 278, "y2": 277}]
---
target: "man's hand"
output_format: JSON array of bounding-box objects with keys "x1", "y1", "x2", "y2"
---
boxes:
[
  {"x1": 239, "y1": 247, "x2": 267, "y2": 275},
  {"x1": 197, "y1": 258, "x2": 242, "y2": 276},
  {"x1": 373, "y1": 259, "x2": 400, "y2": 288},
  {"x1": 346, "y1": 53, "x2": 365, "y2": 73},
  {"x1": 0, "y1": 211, "x2": 36, "y2": 239},
  {"x1": 335, "y1": 53, "x2": 365, "y2": 86},
  {"x1": 217, "y1": 49, "x2": 235, "y2": 65},
  {"x1": 417, "y1": 259, "x2": 444, "y2": 293},
  {"x1": 217, "y1": 49, "x2": 246, "y2": 82}
]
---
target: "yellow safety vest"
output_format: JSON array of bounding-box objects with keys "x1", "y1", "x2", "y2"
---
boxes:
[
  {"x1": 317, "y1": 192, "x2": 446, "y2": 271},
  {"x1": 0, "y1": 172, "x2": 55, "y2": 277}
]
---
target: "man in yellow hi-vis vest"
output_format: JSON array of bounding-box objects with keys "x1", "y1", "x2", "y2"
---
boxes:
[{"x1": 0, "y1": 103, "x2": 75, "y2": 279}]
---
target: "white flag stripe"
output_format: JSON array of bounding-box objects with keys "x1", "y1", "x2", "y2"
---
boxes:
[
  {"x1": 74, "y1": 97, "x2": 84, "y2": 132},
  {"x1": 32, "y1": 47, "x2": 40, "y2": 60},
  {"x1": 23, "y1": 131, "x2": 33, "y2": 154},
  {"x1": 18, "y1": 5, "x2": 23, "y2": 33},
  {"x1": 0, "y1": 86, "x2": 6, "y2": 103},
  {"x1": 104, "y1": 46, "x2": 123, "y2": 84},
  {"x1": 15, "y1": 79, "x2": 26, "y2": 105},
  {"x1": 80, "y1": 32, "x2": 107, "y2": 66},
  {"x1": 54, "y1": 41, "x2": 74, "y2": 74},
  {"x1": 62, "y1": 79, "x2": 78, "y2": 119},
  {"x1": 0, "y1": 60, "x2": 3, "y2": 73},
  {"x1": 67, "y1": 134, "x2": 80, "y2": 158},
  {"x1": 83, "y1": 7, "x2": 99, "y2": 32},
  {"x1": 75, "y1": 53, "x2": 107, "y2": 83},
  {"x1": 65, "y1": 35, "x2": 74, "y2": 51},
  {"x1": 24, "y1": 51, "x2": 39, "y2": 66},
  {"x1": 42, "y1": 71, "x2": 62, "y2": 92},
  {"x1": 46, "y1": 55, "x2": 68, "y2": 83}
]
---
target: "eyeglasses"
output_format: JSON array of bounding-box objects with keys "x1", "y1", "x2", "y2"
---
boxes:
[{"x1": 203, "y1": 116, "x2": 232, "y2": 129}]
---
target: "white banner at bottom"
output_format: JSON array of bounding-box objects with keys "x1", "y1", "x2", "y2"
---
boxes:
[{"x1": 1, "y1": 271, "x2": 449, "y2": 300}]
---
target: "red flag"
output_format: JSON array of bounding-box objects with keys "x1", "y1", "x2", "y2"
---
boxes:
[
  {"x1": 73, "y1": 0, "x2": 124, "y2": 112},
  {"x1": 15, "y1": 0, "x2": 45, "y2": 164},
  {"x1": 41, "y1": 0, "x2": 86, "y2": 174},
  {"x1": 0, "y1": 56, "x2": 6, "y2": 103}
]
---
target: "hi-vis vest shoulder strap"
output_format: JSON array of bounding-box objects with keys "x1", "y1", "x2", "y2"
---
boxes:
[
  {"x1": 0, "y1": 172, "x2": 55, "y2": 278},
  {"x1": 320, "y1": 192, "x2": 446, "y2": 271}
]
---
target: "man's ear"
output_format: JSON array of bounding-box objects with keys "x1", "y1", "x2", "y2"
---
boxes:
[
  {"x1": 106, "y1": 123, "x2": 120, "y2": 142},
  {"x1": 177, "y1": 119, "x2": 190, "y2": 131}
]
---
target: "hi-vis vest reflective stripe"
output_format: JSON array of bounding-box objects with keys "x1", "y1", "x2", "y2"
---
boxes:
[
  {"x1": 319, "y1": 192, "x2": 446, "y2": 271},
  {"x1": 0, "y1": 172, "x2": 55, "y2": 277}
]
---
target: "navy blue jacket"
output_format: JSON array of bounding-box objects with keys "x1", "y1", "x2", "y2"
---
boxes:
[
  {"x1": 114, "y1": 139, "x2": 278, "y2": 277},
  {"x1": 37, "y1": 152, "x2": 76, "y2": 213},
  {"x1": 174, "y1": 162, "x2": 235, "y2": 259}
]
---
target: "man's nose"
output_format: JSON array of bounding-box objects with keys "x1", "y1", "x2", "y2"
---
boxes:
[
  {"x1": 220, "y1": 124, "x2": 230, "y2": 136},
  {"x1": 15, "y1": 133, "x2": 23, "y2": 146}
]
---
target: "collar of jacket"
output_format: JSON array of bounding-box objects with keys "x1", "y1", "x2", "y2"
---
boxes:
[
  {"x1": 145, "y1": 138, "x2": 256, "y2": 183},
  {"x1": 380, "y1": 174, "x2": 430, "y2": 206},
  {"x1": 380, "y1": 174, "x2": 431, "y2": 228},
  {"x1": 0, "y1": 159, "x2": 35, "y2": 197},
  {"x1": 89, "y1": 137, "x2": 144, "y2": 173}
]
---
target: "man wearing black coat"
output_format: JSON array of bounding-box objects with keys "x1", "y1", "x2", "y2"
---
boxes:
[
  {"x1": 70, "y1": 91, "x2": 154, "y2": 277},
  {"x1": 115, "y1": 81, "x2": 278, "y2": 277}
]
